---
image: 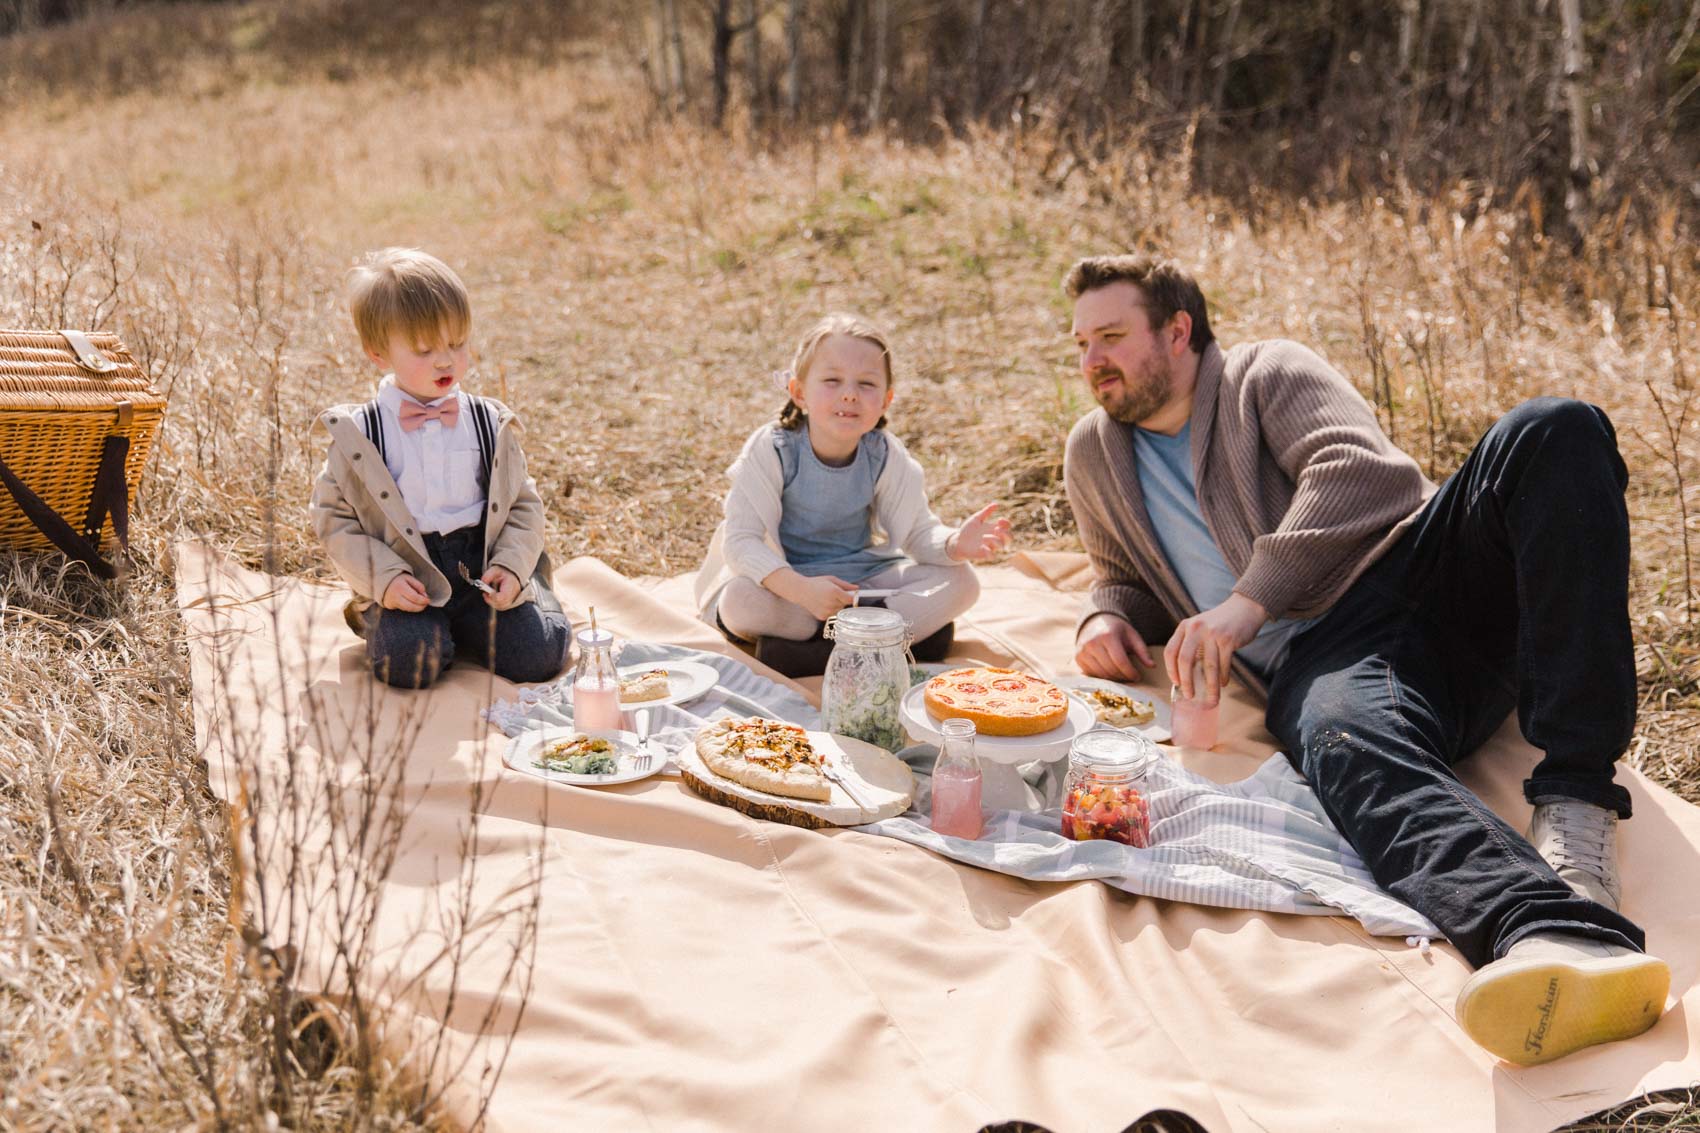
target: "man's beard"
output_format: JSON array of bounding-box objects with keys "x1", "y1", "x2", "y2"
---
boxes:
[{"x1": 1091, "y1": 355, "x2": 1172, "y2": 425}]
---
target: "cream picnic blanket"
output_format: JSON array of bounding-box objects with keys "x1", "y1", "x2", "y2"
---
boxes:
[{"x1": 176, "y1": 542, "x2": 1700, "y2": 1133}]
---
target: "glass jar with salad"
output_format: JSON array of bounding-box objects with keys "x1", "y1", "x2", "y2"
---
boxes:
[
  {"x1": 1061, "y1": 729, "x2": 1160, "y2": 848},
  {"x1": 821, "y1": 606, "x2": 910, "y2": 752}
]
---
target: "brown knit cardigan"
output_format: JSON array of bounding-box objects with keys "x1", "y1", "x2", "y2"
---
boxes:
[{"x1": 1062, "y1": 339, "x2": 1435, "y2": 699}]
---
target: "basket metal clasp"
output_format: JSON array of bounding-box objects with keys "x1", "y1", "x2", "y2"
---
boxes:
[{"x1": 59, "y1": 328, "x2": 116, "y2": 373}]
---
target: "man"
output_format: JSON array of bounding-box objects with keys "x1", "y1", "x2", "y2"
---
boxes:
[{"x1": 1062, "y1": 254, "x2": 1669, "y2": 1065}]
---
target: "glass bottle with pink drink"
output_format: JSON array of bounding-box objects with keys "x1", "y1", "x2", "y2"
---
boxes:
[
  {"x1": 572, "y1": 626, "x2": 623, "y2": 731},
  {"x1": 930, "y1": 718, "x2": 984, "y2": 840}
]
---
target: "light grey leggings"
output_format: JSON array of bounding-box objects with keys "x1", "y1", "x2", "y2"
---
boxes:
[{"x1": 717, "y1": 560, "x2": 979, "y2": 642}]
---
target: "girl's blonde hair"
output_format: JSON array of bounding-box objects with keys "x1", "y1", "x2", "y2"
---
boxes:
[
  {"x1": 346, "y1": 247, "x2": 471, "y2": 353},
  {"x1": 778, "y1": 312, "x2": 894, "y2": 431}
]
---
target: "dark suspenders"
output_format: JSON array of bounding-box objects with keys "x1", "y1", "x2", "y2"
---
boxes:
[
  {"x1": 359, "y1": 399, "x2": 388, "y2": 464},
  {"x1": 467, "y1": 396, "x2": 496, "y2": 490},
  {"x1": 359, "y1": 395, "x2": 497, "y2": 491}
]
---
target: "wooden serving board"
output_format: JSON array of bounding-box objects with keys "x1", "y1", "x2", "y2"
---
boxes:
[{"x1": 677, "y1": 731, "x2": 913, "y2": 829}]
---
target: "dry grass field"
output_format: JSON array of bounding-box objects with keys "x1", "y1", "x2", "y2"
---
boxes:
[{"x1": 1, "y1": 4, "x2": 1697, "y2": 1129}]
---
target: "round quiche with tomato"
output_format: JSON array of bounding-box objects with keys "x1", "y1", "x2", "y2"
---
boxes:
[{"x1": 922, "y1": 666, "x2": 1070, "y2": 737}]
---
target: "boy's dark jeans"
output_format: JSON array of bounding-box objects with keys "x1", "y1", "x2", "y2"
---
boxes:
[
  {"x1": 366, "y1": 524, "x2": 569, "y2": 689},
  {"x1": 1266, "y1": 398, "x2": 1645, "y2": 968}
]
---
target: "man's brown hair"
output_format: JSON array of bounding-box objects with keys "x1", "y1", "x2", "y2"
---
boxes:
[
  {"x1": 1062, "y1": 256, "x2": 1215, "y2": 353},
  {"x1": 346, "y1": 247, "x2": 472, "y2": 354}
]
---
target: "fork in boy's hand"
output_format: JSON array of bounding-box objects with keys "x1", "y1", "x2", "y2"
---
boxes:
[{"x1": 457, "y1": 561, "x2": 495, "y2": 594}]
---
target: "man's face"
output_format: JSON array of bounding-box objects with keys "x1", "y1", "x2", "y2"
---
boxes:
[{"x1": 1071, "y1": 282, "x2": 1174, "y2": 426}]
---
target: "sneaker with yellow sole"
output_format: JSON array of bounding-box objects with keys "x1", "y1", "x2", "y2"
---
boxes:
[{"x1": 1455, "y1": 933, "x2": 1669, "y2": 1065}]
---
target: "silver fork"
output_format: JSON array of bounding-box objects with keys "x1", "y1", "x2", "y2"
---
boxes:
[
  {"x1": 456, "y1": 560, "x2": 495, "y2": 594},
  {"x1": 633, "y1": 708, "x2": 654, "y2": 771}
]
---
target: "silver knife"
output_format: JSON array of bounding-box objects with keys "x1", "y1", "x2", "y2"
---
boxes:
[{"x1": 820, "y1": 760, "x2": 871, "y2": 811}]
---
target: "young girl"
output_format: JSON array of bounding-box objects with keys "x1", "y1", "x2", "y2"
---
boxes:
[{"x1": 695, "y1": 313, "x2": 1011, "y2": 676}]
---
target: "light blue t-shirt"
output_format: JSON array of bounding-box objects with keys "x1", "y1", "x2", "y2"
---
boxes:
[{"x1": 1133, "y1": 422, "x2": 1316, "y2": 679}]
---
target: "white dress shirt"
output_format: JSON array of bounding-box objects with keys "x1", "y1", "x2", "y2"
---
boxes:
[{"x1": 376, "y1": 376, "x2": 487, "y2": 535}]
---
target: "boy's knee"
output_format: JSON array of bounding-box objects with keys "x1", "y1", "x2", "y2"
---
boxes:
[
  {"x1": 372, "y1": 641, "x2": 448, "y2": 688},
  {"x1": 367, "y1": 612, "x2": 451, "y2": 689},
  {"x1": 490, "y1": 610, "x2": 570, "y2": 684}
]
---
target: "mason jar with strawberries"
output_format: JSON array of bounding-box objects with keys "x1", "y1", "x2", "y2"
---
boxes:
[{"x1": 1060, "y1": 730, "x2": 1160, "y2": 848}]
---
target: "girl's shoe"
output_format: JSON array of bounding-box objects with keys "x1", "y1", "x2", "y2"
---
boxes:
[
  {"x1": 910, "y1": 621, "x2": 955, "y2": 662},
  {"x1": 754, "y1": 633, "x2": 835, "y2": 679}
]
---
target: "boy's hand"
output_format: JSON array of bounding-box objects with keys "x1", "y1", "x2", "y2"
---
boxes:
[
  {"x1": 381, "y1": 573, "x2": 430, "y2": 612},
  {"x1": 794, "y1": 574, "x2": 858, "y2": 621},
  {"x1": 948, "y1": 502, "x2": 1013, "y2": 562},
  {"x1": 481, "y1": 565, "x2": 523, "y2": 610}
]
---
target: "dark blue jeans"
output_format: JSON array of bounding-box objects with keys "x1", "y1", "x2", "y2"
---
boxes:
[
  {"x1": 1266, "y1": 398, "x2": 1645, "y2": 968},
  {"x1": 366, "y1": 525, "x2": 569, "y2": 689}
]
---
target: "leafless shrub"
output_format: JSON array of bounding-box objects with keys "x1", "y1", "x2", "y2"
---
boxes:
[{"x1": 1, "y1": 176, "x2": 542, "y2": 1132}]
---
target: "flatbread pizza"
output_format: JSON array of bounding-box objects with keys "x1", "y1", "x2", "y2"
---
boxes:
[
  {"x1": 923, "y1": 666, "x2": 1069, "y2": 737},
  {"x1": 694, "y1": 716, "x2": 833, "y2": 802},
  {"x1": 1082, "y1": 686, "x2": 1156, "y2": 728}
]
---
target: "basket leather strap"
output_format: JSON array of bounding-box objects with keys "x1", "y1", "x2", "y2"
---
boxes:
[{"x1": 0, "y1": 435, "x2": 130, "y2": 580}]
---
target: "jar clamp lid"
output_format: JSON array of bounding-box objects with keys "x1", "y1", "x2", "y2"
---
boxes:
[
  {"x1": 824, "y1": 605, "x2": 909, "y2": 647},
  {"x1": 1069, "y1": 729, "x2": 1159, "y2": 772}
]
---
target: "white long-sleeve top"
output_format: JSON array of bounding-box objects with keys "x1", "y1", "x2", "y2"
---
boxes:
[{"x1": 693, "y1": 423, "x2": 962, "y2": 613}]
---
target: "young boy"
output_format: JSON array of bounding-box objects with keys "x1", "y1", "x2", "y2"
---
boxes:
[{"x1": 310, "y1": 247, "x2": 570, "y2": 689}]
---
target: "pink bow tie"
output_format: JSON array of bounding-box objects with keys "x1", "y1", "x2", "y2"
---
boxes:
[{"x1": 398, "y1": 397, "x2": 459, "y2": 432}]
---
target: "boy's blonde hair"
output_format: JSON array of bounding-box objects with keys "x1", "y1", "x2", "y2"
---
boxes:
[
  {"x1": 778, "y1": 312, "x2": 894, "y2": 431},
  {"x1": 346, "y1": 247, "x2": 472, "y2": 353}
]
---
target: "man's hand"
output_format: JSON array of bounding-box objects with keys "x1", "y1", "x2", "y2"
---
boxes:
[
  {"x1": 947, "y1": 503, "x2": 1014, "y2": 562},
  {"x1": 381, "y1": 573, "x2": 430, "y2": 612},
  {"x1": 481, "y1": 564, "x2": 523, "y2": 610},
  {"x1": 1074, "y1": 612, "x2": 1153, "y2": 681},
  {"x1": 1163, "y1": 593, "x2": 1269, "y2": 704}
]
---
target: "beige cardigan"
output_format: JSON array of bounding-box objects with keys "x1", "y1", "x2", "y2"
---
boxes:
[
  {"x1": 1063, "y1": 339, "x2": 1434, "y2": 697},
  {"x1": 693, "y1": 423, "x2": 960, "y2": 614},
  {"x1": 310, "y1": 396, "x2": 549, "y2": 614}
]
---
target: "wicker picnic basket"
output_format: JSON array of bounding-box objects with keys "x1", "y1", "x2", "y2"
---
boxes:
[{"x1": 0, "y1": 329, "x2": 166, "y2": 578}]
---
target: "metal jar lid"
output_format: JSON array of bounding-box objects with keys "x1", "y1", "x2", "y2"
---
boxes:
[
  {"x1": 824, "y1": 605, "x2": 908, "y2": 647},
  {"x1": 1068, "y1": 728, "x2": 1159, "y2": 773}
]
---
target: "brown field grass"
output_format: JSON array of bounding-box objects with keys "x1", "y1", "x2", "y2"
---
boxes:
[{"x1": 1, "y1": 6, "x2": 1697, "y2": 1130}]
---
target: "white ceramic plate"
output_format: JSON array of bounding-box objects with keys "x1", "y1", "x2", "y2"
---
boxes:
[
  {"x1": 899, "y1": 681, "x2": 1094, "y2": 764},
  {"x1": 504, "y1": 727, "x2": 665, "y2": 787},
  {"x1": 613, "y1": 659, "x2": 719, "y2": 709},
  {"x1": 1056, "y1": 676, "x2": 1173, "y2": 744}
]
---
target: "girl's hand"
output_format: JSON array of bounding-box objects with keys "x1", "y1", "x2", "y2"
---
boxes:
[
  {"x1": 947, "y1": 503, "x2": 1013, "y2": 562},
  {"x1": 481, "y1": 565, "x2": 523, "y2": 610},
  {"x1": 795, "y1": 574, "x2": 858, "y2": 621},
  {"x1": 381, "y1": 573, "x2": 430, "y2": 612}
]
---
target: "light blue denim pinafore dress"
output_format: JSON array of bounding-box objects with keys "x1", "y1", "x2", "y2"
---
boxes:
[{"x1": 774, "y1": 425, "x2": 904, "y2": 584}]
